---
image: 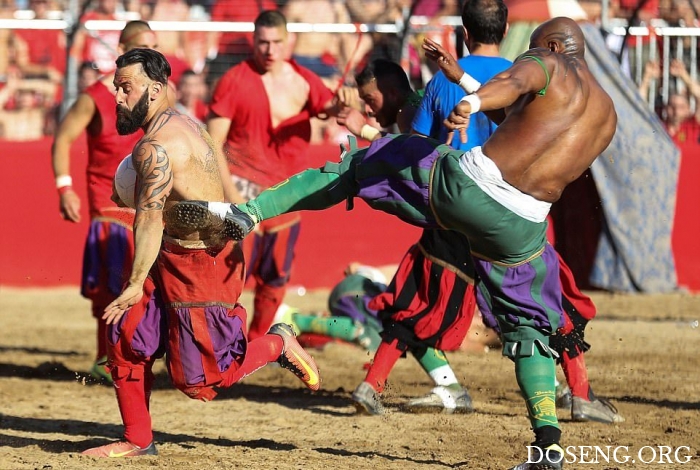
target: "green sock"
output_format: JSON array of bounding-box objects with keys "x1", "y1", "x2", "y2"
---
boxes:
[
  {"x1": 514, "y1": 344, "x2": 560, "y2": 431},
  {"x1": 241, "y1": 168, "x2": 350, "y2": 221},
  {"x1": 292, "y1": 314, "x2": 361, "y2": 342},
  {"x1": 413, "y1": 347, "x2": 460, "y2": 388}
]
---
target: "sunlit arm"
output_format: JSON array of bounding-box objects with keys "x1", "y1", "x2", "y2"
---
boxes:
[
  {"x1": 445, "y1": 55, "x2": 552, "y2": 144},
  {"x1": 103, "y1": 140, "x2": 173, "y2": 324}
]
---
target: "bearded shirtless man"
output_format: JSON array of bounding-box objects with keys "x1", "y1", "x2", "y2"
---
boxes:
[{"x1": 81, "y1": 48, "x2": 320, "y2": 458}]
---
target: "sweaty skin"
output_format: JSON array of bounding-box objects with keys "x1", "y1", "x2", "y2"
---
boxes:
[{"x1": 445, "y1": 17, "x2": 617, "y2": 203}]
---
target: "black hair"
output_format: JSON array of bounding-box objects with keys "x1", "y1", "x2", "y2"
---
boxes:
[
  {"x1": 78, "y1": 61, "x2": 99, "y2": 73},
  {"x1": 462, "y1": 0, "x2": 508, "y2": 45},
  {"x1": 116, "y1": 48, "x2": 171, "y2": 84},
  {"x1": 355, "y1": 59, "x2": 411, "y2": 94},
  {"x1": 254, "y1": 9, "x2": 287, "y2": 30}
]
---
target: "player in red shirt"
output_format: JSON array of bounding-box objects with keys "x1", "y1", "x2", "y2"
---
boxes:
[
  {"x1": 51, "y1": 21, "x2": 161, "y2": 382},
  {"x1": 207, "y1": 10, "x2": 342, "y2": 340}
]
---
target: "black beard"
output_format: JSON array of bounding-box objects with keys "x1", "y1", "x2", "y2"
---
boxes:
[{"x1": 116, "y1": 92, "x2": 149, "y2": 135}]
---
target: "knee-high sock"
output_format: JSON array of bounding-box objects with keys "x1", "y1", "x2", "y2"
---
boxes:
[
  {"x1": 514, "y1": 347, "x2": 560, "y2": 434},
  {"x1": 112, "y1": 362, "x2": 155, "y2": 448},
  {"x1": 293, "y1": 315, "x2": 361, "y2": 342},
  {"x1": 220, "y1": 334, "x2": 284, "y2": 387},
  {"x1": 364, "y1": 338, "x2": 404, "y2": 393},
  {"x1": 412, "y1": 347, "x2": 460, "y2": 388},
  {"x1": 242, "y1": 168, "x2": 350, "y2": 222},
  {"x1": 248, "y1": 284, "x2": 286, "y2": 340},
  {"x1": 561, "y1": 351, "x2": 592, "y2": 400}
]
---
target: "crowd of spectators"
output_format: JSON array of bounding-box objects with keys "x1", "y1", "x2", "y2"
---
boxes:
[{"x1": 0, "y1": 0, "x2": 697, "y2": 143}]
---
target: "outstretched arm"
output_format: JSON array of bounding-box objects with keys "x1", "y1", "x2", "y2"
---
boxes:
[
  {"x1": 103, "y1": 139, "x2": 173, "y2": 324},
  {"x1": 444, "y1": 54, "x2": 552, "y2": 145},
  {"x1": 670, "y1": 59, "x2": 700, "y2": 122}
]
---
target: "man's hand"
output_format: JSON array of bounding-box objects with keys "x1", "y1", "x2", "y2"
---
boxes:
[
  {"x1": 59, "y1": 189, "x2": 81, "y2": 223},
  {"x1": 643, "y1": 60, "x2": 661, "y2": 80},
  {"x1": 670, "y1": 59, "x2": 690, "y2": 80},
  {"x1": 336, "y1": 107, "x2": 367, "y2": 136},
  {"x1": 336, "y1": 86, "x2": 362, "y2": 111},
  {"x1": 422, "y1": 37, "x2": 463, "y2": 83},
  {"x1": 103, "y1": 282, "x2": 144, "y2": 325},
  {"x1": 444, "y1": 101, "x2": 472, "y2": 146}
]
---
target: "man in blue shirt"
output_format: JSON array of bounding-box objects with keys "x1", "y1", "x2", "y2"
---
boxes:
[{"x1": 411, "y1": 1, "x2": 512, "y2": 148}]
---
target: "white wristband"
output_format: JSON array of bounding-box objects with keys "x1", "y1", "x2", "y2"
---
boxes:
[
  {"x1": 458, "y1": 73, "x2": 481, "y2": 94},
  {"x1": 56, "y1": 175, "x2": 73, "y2": 189},
  {"x1": 459, "y1": 94, "x2": 481, "y2": 114},
  {"x1": 360, "y1": 124, "x2": 381, "y2": 141}
]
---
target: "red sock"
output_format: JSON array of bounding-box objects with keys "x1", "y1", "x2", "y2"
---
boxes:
[
  {"x1": 561, "y1": 352, "x2": 590, "y2": 400},
  {"x1": 93, "y1": 305, "x2": 108, "y2": 359},
  {"x1": 112, "y1": 363, "x2": 154, "y2": 448},
  {"x1": 220, "y1": 334, "x2": 284, "y2": 387},
  {"x1": 248, "y1": 284, "x2": 286, "y2": 340},
  {"x1": 364, "y1": 338, "x2": 404, "y2": 393}
]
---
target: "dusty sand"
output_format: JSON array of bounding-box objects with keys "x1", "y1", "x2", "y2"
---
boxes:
[{"x1": 0, "y1": 287, "x2": 699, "y2": 470}]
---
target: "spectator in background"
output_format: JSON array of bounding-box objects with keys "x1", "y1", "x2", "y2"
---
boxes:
[
  {"x1": 206, "y1": 0, "x2": 277, "y2": 88},
  {"x1": 409, "y1": 0, "x2": 459, "y2": 86},
  {"x1": 71, "y1": 0, "x2": 122, "y2": 74},
  {"x1": 283, "y1": 0, "x2": 364, "y2": 83},
  {"x1": 149, "y1": 0, "x2": 192, "y2": 83},
  {"x1": 618, "y1": 0, "x2": 660, "y2": 78},
  {"x1": 0, "y1": 73, "x2": 56, "y2": 140},
  {"x1": 77, "y1": 61, "x2": 100, "y2": 93},
  {"x1": 665, "y1": 59, "x2": 700, "y2": 148},
  {"x1": 175, "y1": 69, "x2": 209, "y2": 125},
  {"x1": 345, "y1": 0, "x2": 406, "y2": 66},
  {"x1": 12, "y1": 0, "x2": 66, "y2": 87},
  {"x1": 640, "y1": 58, "x2": 700, "y2": 147}
]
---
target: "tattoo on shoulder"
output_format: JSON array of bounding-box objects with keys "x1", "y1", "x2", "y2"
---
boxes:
[
  {"x1": 133, "y1": 139, "x2": 173, "y2": 211},
  {"x1": 148, "y1": 109, "x2": 178, "y2": 134}
]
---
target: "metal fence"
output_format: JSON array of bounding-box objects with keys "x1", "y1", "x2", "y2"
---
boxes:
[{"x1": 0, "y1": 14, "x2": 699, "y2": 122}]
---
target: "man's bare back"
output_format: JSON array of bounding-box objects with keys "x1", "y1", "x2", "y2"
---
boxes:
[{"x1": 447, "y1": 17, "x2": 616, "y2": 203}]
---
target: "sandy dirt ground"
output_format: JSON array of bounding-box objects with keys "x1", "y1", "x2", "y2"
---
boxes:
[{"x1": 0, "y1": 287, "x2": 699, "y2": 470}]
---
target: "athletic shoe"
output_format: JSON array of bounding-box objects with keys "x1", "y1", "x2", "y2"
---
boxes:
[
  {"x1": 81, "y1": 440, "x2": 158, "y2": 458},
  {"x1": 403, "y1": 386, "x2": 474, "y2": 414},
  {"x1": 572, "y1": 396, "x2": 625, "y2": 423},
  {"x1": 89, "y1": 356, "x2": 112, "y2": 384},
  {"x1": 351, "y1": 381, "x2": 385, "y2": 415},
  {"x1": 170, "y1": 201, "x2": 255, "y2": 241},
  {"x1": 269, "y1": 323, "x2": 321, "y2": 391},
  {"x1": 509, "y1": 444, "x2": 564, "y2": 470},
  {"x1": 555, "y1": 384, "x2": 572, "y2": 411}
]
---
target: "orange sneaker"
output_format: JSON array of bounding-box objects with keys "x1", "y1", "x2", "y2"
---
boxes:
[
  {"x1": 81, "y1": 440, "x2": 158, "y2": 458},
  {"x1": 269, "y1": 323, "x2": 321, "y2": 391}
]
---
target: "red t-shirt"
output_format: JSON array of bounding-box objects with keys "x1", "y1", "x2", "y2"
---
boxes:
[
  {"x1": 84, "y1": 81, "x2": 143, "y2": 216},
  {"x1": 209, "y1": 59, "x2": 334, "y2": 188},
  {"x1": 210, "y1": 0, "x2": 277, "y2": 56},
  {"x1": 670, "y1": 117, "x2": 700, "y2": 153}
]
